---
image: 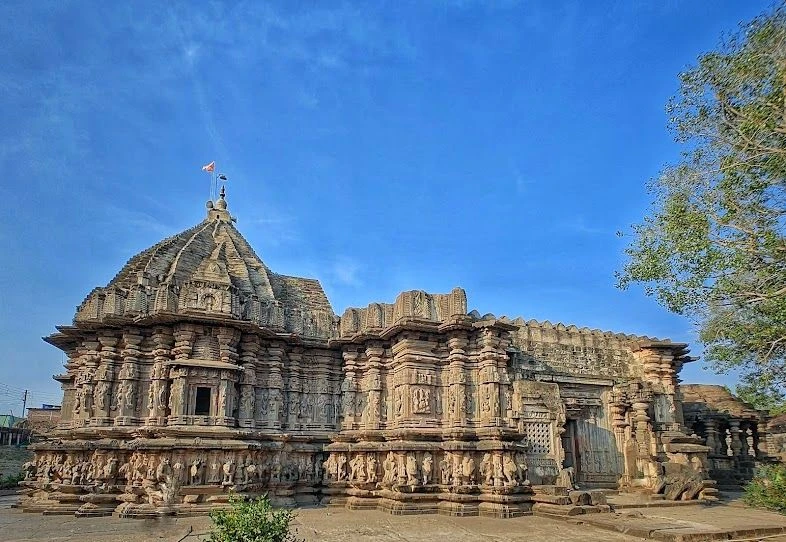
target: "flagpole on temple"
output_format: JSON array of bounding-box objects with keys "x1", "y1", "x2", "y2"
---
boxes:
[{"x1": 202, "y1": 160, "x2": 217, "y2": 200}]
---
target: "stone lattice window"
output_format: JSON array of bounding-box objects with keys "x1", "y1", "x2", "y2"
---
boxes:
[{"x1": 525, "y1": 422, "x2": 552, "y2": 455}]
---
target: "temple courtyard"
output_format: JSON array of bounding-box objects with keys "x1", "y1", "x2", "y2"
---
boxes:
[{"x1": 3, "y1": 492, "x2": 786, "y2": 542}]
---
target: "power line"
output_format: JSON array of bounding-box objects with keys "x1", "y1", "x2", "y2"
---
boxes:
[
  {"x1": 0, "y1": 381, "x2": 59, "y2": 392},
  {"x1": 0, "y1": 382, "x2": 61, "y2": 399}
]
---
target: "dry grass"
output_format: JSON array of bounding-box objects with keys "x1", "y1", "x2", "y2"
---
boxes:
[{"x1": 0, "y1": 447, "x2": 32, "y2": 480}]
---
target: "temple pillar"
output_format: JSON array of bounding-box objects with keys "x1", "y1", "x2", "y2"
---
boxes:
[
  {"x1": 704, "y1": 418, "x2": 719, "y2": 455},
  {"x1": 632, "y1": 399, "x2": 651, "y2": 456},
  {"x1": 167, "y1": 367, "x2": 188, "y2": 424},
  {"x1": 91, "y1": 336, "x2": 116, "y2": 426},
  {"x1": 238, "y1": 336, "x2": 259, "y2": 428},
  {"x1": 266, "y1": 344, "x2": 284, "y2": 429},
  {"x1": 216, "y1": 327, "x2": 240, "y2": 365},
  {"x1": 340, "y1": 351, "x2": 359, "y2": 430},
  {"x1": 216, "y1": 327, "x2": 240, "y2": 427},
  {"x1": 216, "y1": 371, "x2": 237, "y2": 424},
  {"x1": 238, "y1": 382, "x2": 255, "y2": 427},
  {"x1": 114, "y1": 330, "x2": 142, "y2": 425},
  {"x1": 609, "y1": 388, "x2": 630, "y2": 484},
  {"x1": 363, "y1": 345, "x2": 384, "y2": 429},
  {"x1": 634, "y1": 344, "x2": 688, "y2": 434},
  {"x1": 478, "y1": 328, "x2": 503, "y2": 426},
  {"x1": 755, "y1": 419, "x2": 769, "y2": 458},
  {"x1": 729, "y1": 420, "x2": 743, "y2": 457},
  {"x1": 739, "y1": 422, "x2": 751, "y2": 459},
  {"x1": 447, "y1": 334, "x2": 469, "y2": 426},
  {"x1": 146, "y1": 327, "x2": 173, "y2": 425},
  {"x1": 71, "y1": 338, "x2": 100, "y2": 427},
  {"x1": 166, "y1": 326, "x2": 194, "y2": 425},
  {"x1": 287, "y1": 349, "x2": 303, "y2": 430},
  {"x1": 631, "y1": 394, "x2": 657, "y2": 483},
  {"x1": 172, "y1": 326, "x2": 195, "y2": 361}
]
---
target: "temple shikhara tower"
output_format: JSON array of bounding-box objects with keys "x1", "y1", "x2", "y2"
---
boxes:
[{"x1": 21, "y1": 188, "x2": 771, "y2": 517}]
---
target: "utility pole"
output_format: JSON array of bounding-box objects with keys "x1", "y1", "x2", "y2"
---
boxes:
[{"x1": 22, "y1": 389, "x2": 28, "y2": 418}]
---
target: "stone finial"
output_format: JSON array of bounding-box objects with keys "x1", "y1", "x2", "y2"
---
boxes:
[
  {"x1": 207, "y1": 186, "x2": 231, "y2": 221},
  {"x1": 216, "y1": 186, "x2": 227, "y2": 210}
]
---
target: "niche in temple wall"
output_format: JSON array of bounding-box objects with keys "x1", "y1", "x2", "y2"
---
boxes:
[
  {"x1": 184, "y1": 368, "x2": 222, "y2": 416},
  {"x1": 178, "y1": 281, "x2": 237, "y2": 317},
  {"x1": 653, "y1": 394, "x2": 676, "y2": 424},
  {"x1": 511, "y1": 379, "x2": 565, "y2": 484}
]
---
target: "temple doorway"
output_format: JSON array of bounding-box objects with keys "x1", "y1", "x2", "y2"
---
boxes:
[
  {"x1": 563, "y1": 414, "x2": 623, "y2": 488},
  {"x1": 561, "y1": 419, "x2": 581, "y2": 478}
]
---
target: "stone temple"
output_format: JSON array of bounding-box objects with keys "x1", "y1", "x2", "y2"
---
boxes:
[{"x1": 20, "y1": 189, "x2": 773, "y2": 517}]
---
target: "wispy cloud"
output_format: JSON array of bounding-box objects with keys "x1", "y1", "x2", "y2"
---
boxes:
[
  {"x1": 510, "y1": 162, "x2": 535, "y2": 194},
  {"x1": 164, "y1": 2, "x2": 418, "y2": 75},
  {"x1": 330, "y1": 256, "x2": 363, "y2": 287},
  {"x1": 98, "y1": 204, "x2": 174, "y2": 240},
  {"x1": 245, "y1": 212, "x2": 300, "y2": 247},
  {"x1": 557, "y1": 216, "x2": 608, "y2": 236}
]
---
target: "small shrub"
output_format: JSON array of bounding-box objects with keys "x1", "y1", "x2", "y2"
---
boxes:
[
  {"x1": 0, "y1": 472, "x2": 24, "y2": 490},
  {"x1": 743, "y1": 464, "x2": 786, "y2": 514},
  {"x1": 209, "y1": 494, "x2": 302, "y2": 542}
]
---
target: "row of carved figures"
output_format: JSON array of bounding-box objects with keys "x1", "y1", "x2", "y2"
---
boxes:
[
  {"x1": 71, "y1": 380, "x2": 343, "y2": 426},
  {"x1": 323, "y1": 450, "x2": 530, "y2": 488},
  {"x1": 70, "y1": 380, "x2": 526, "y2": 427},
  {"x1": 24, "y1": 450, "x2": 325, "y2": 489}
]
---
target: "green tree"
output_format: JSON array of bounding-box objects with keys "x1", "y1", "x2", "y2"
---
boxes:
[
  {"x1": 744, "y1": 464, "x2": 786, "y2": 514},
  {"x1": 209, "y1": 494, "x2": 302, "y2": 542},
  {"x1": 733, "y1": 379, "x2": 786, "y2": 415},
  {"x1": 617, "y1": 4, "x2": 786, "y2": 396}
]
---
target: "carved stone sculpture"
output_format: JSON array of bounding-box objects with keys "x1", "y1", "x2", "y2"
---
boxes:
[
  {"x1": 461, "y1": 454, "x2": 475, "y2": 485},
  {"x1": 221, "y1": 458, "x2": 235, "y2": 485},
  {"x1": 190, "y1": 458, "x2": 204, "y2": 485},
  {"x1": 440, "y1": 453, "x2": 451, "y2": 485},
  {"x1": 382, "y1": 452, "x2": 396, "y2": 486},
  {"x1": 366, "y1": 454, "x2": 377, "y2": 483},
  {"x1": 406, "y1": 453, "x2": 418, "y2": 485},
  {"x1": 421, "y1": 452, "x2": 432, "y2": 485},
  {"x1": 480, "y1": 453, "x2": 493, "y2": 486}
]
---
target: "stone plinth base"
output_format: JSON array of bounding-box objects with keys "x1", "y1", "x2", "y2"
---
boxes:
[{"x1": 325, "y1": 485, "x2": 534, "y2": 518}]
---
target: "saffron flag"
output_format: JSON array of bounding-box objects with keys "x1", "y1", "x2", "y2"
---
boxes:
[{"x1": 202, "y1": 161, "x2": 215, "y2": 173}]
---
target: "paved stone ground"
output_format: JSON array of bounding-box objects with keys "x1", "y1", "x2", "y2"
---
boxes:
[
  {"x1": 576, "y1": 498, "x2": 786, "y2": 541},
  {"x1": 3, "y1": 492, "x2": 786, "y2": 542},
  {"x1": 0, "y1": 494, "x2": 641, "y2": 542}
]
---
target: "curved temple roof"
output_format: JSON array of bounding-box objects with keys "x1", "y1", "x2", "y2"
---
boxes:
[{"x1": 73, "y1": 190, "x2": 336, "y2": 340}]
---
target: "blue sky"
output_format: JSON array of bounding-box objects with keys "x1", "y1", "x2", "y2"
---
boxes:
[{"x1": 0, "y1": 1, "x2": 772, "y2": 414}]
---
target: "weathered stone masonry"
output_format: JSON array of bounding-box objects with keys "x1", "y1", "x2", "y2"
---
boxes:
[{"x1": 21, "y1": 190, "x2": 747, "y2": 517}]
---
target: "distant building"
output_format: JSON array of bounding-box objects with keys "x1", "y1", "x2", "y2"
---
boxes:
[
  {"x1": 0, "y1": 414, "x2": 28, "y2": 445},
  {"x1": 0, "y1": 414, "x2": 23, "y2": 428},
  {"x1": 26, "y1": 405, "x2": 61, "y2": 433}
]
